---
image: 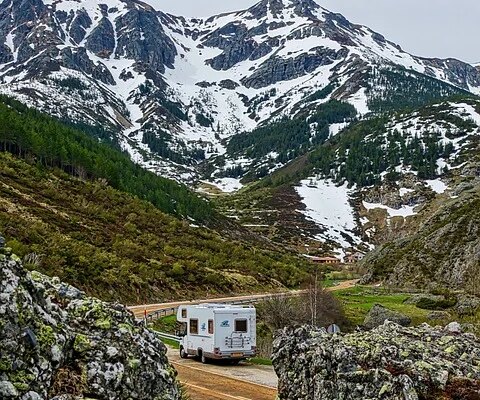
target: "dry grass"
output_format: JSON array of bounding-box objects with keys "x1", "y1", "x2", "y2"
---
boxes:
[{"x1": 49, "y1": 364, "x2": 85, "y2": 397}]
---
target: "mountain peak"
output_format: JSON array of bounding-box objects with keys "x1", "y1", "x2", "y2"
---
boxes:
[{"x1": 248, "y1": 0, "x2": 321, "y2": 19}]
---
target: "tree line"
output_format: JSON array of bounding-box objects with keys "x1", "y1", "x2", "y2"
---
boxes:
[{"x1": 0, "y1": 95, "x2": 214, "y2": 222}]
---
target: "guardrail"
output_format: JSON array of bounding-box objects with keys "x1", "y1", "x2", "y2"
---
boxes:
[
  {"x1": 156, "y1": 332, "x2": 181, "y2": 343},
  {"x1": 144, "y1": 294, "x2": 293, "y2": 323}
]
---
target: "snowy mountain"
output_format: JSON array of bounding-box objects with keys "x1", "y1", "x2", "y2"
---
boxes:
[
  {"x1": 1, "y1": 0, "x2": 480, "y2": 183},
  {"x1": 217, "y1": 96, "x2": 480, "y2": 257}
]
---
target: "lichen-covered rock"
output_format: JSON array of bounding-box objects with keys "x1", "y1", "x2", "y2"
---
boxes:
[
  {"x1": 363, "y1": 304, "x2": 411, "y2": 329},
  {"x1": 0, "y1": 249, "x2": 182, "y2": 400},
  {"x1": 427, "y1": 311, "x2": 451, "y2": 321},
  {"x1": 272, "y1": 322, "x2": 480, "y2": 400},
  {"x1": 454, "y1": 294, "x2": 480, "y2": 316}
]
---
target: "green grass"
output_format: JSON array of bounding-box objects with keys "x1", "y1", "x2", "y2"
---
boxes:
[
  {"x1": 160, "y1": 338, "x2": 180, "y2": 349},
  {"x1": 150, "y1": 315, "x2": 177, "y2": 335},
  {"x1": 150, "y1": 315, "x2": 181, "y2": 349},
  {"x1": 333, "y1": 286, "x2": 430, "y2": 326},
  {"x1": 246, "y1": 357, "x2": 273, "y2": 366}
]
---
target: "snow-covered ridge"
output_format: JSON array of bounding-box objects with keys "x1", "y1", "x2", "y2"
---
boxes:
[{"x1": 0, "y1": 0, "x2": 479, "y2": 185}]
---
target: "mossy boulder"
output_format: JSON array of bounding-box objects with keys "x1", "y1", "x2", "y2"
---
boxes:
[
  {"x1": 273, "y1": 322, "x2": 480, "y2": 400},
  {"x1": 363, "y1": 304, "x2": 411, "y2": 329},
  {"x1": 0, "y1": 250, "x2": 182, "y2": 399}
]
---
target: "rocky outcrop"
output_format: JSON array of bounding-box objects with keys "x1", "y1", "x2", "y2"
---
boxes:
[
  {"x1": 242, "y1": 48, "x2": 348, "y2": 89},
  {"x1": 362, "y1": 183, "x2": 480, "y2": 290},
  {"x1": 0, "y1": 245, "x2": 181, "y2": 400},
  {"x1": 455, "y1": 294, "x2": 480, "y2": 316},
  {"x1": 273, "y1": 322, "x2": 480, "y2": 400},
  {"x1": 114, "y1": 8, "x2": 177, "y2": 74},
  {"x1": 363, "y1": 304, "x2": 411, "y2": 329},
  {"x1": 423, "y1": 57, "x2": 480, "y2": 91},
  {"x1": 85, "y1": 17, "x2": 115, "y2": 58}
]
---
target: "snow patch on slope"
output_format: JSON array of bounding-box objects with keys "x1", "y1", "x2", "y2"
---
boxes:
[
  {"x1": 425, "y1": 179, "x2": 448, "y2": 194},
  {"x1": 363, "y1": 201, "x2": 417, "y2": 218},
  {"x1": 296, "y1": 178, "x2": 362, "y2": 248},
  {"x1": 209, "y1": 178, "x2": 244, "y2": 193}
]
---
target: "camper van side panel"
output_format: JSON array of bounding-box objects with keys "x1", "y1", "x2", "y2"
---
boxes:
[{"x1": 184, "y1": 307, "x2": 215, "y2": 355}]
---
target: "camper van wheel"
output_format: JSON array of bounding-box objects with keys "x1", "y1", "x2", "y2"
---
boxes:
[
  {"x1": 200, "y1": 353, "x2": 208, "y2": 364},
  {"x1": 180, "y1": 347, "x2": 188, "y2": 359}
]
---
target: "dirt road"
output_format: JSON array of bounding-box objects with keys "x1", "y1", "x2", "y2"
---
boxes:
[
  {"x1": 128, "y1": 280, "x2": 358, "y2": 318},
  {"x1": 174, "y1": 363, "x2": 277, "y2": 400},
  {"x1": 168, "y1": 347, "x2": 278, "y2": 389},
  {"x1": 168, "y1": 344, "x2": 277, "y2": 399}
]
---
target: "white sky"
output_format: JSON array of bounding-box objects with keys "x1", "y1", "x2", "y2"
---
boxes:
[{"x1": 153, "y1": 0, "x2": 480, "y2": 64}]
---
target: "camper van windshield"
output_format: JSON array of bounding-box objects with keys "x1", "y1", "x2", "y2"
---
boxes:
[{"x1": 235, "y1": 319, "x2": 248, "y2": 333}]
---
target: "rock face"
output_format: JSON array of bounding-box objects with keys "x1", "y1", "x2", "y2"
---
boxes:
[
  {"x1": 0, "y1": 247, "x2": 182, "y2": 400},
  {"x1": 272, "y1": 322, "x2": 480, "y2": 400},
  {"x1": 363, "y1": 304, "x2": 411, "y2": 329},
  {"x1": 362, "y1": 183, "x2": 480, "y2": 290}
]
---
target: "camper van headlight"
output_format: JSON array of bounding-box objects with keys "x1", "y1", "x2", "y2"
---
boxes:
[{"x1": 214, "y1": 347, "x2": 220, "y2": 355}]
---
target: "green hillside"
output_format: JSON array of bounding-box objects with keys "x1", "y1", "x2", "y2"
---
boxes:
[
  {"x1": 0, "y1": 153, "x2": 309, "y2": 304},
  {"x1": 0, "y1": 96, "x2": 213, "y2": 222},
  {"x1": 361, "y1": 182, "x2": 480, "y2": 291}
]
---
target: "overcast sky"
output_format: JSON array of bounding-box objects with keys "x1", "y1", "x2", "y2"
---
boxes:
[{"x1": 154, "y1": 0, "x2": 479, "y2": 64}]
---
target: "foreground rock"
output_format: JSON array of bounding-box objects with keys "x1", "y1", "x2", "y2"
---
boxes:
[
  {"x1": 0, "y1": 248, "x2": 181, "y2": 399},
  {"x1": 363, "y1": 304, "x2": 411, "y2": 329},
  {"x1": 273, "y1": 322, "x2": 480, "y2": 400}
]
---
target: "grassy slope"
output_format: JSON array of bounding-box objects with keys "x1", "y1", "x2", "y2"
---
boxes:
[
  {"x1": 0, "y1": 153, "x2": 309, "y2": 304},
  {"x1": 333, "y1": 286, "x2": 429, "y2": 326},
  {"x1": 334, "y1": 286, "x2": 480, "y2": 335}
]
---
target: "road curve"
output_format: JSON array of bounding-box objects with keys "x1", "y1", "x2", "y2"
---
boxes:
[
  {"x1": 128, "y1": 280, "x2": 358, "y2": 319},
  {"x1": 130, "y1": 280, "x2": 358, "y2": 399}
]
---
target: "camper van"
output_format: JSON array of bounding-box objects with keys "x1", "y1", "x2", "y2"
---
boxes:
[{"x1": 176, "y1": 303, "x2": 256, "y2": 363}]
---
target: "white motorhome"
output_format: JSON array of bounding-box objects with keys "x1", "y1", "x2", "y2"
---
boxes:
[{"x1": 176, "y1": 303, "x2": 256, "y2": 363}]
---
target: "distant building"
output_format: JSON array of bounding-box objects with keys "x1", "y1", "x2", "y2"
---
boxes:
[
  {"x1": 345, "y1": 252, "x2": 365, "y2": 264},
  {"x1": 311, "y1": 256, "x2": 341, "y2": 265}
]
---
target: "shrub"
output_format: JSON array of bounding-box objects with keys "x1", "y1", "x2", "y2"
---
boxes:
[{"x1": 415, "y1": 296, "x2": 457, "y2": 310}]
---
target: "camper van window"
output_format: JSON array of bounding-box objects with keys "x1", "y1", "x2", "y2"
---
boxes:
[
  {"x1": 208, "y1": 319, "x2": 214, "y2": 334},
  {"x1": 181, "y1": 309, "x2": 187, "y2": 318},
  {"x1": 235, "y1": 319, "x2": 248, "y2": 333},
  {"x1": 189, "y1": 319, "x2": 198, "y2": 334}
]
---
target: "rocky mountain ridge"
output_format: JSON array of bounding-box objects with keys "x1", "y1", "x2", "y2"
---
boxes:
[{"x1": 1, "y1": 0, "x2": 479, "y2": 183}]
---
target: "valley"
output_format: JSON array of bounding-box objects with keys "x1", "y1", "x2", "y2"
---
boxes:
[
  {"x1": 0, "y1": 0, "x2": 479, "y2": 399},
  {"x1": 1, "y1": 0, "x2": 480, "y2": 260}
]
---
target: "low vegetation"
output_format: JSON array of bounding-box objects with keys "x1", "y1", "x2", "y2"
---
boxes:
[
  {"x1": 334, "y1": 286, "x2": 480, "y2": 335},
  {"x1": 362, "y1": 184, "x2": 480, "y2": 290},
  {"x1": 333, "y1": 286, "x2": 429, "y2": 326},
  {"x1": 254, "y1": 276, "x2": 347, "y2": 357},
  {"x1": 0, "y1": 153, "x2": 310, "y2": 304}
]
